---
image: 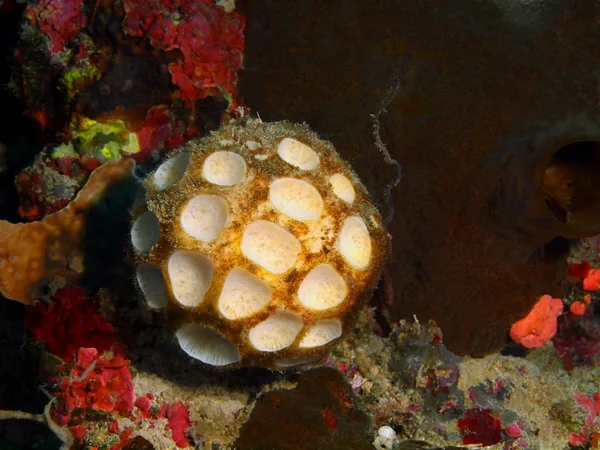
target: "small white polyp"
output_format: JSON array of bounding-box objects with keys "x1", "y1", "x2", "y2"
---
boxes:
[
  {"x1": 328, "y1": 173, "x2": 355, "y2": 204},
  {"x1": 299, "y1": 319, "x2": 343, "y2": 348},
  {"x1": 269, "y1": 178, "x2": 324, "y2": 221},
  {"x1": 167, "y1": 251, "x2": 214, "y2": 307},
  {"x1": 248, "y1": 310, "x2": 303, "y2": 352},
  {"x1": 218, "y1": 268, "x2": 272, "y2": 320},
  {"x1": 180, "y1": 195, "x2": 229, "y2": 242},
  {"x1": 131, "y1": 211, "x2": 160, "y2": 253},
  {"x1": 153, "y1": 152, "x2": 190, "y2": 191},
  {"x1": 276, "y1": 138, "x2": 319, "y2": 170},
  {"x1": 241, "y1": 220, "x2": 301, "y2": 274},
  {"x1": 136, "y1": 263, "x2": 168, "y2": 309},
  {"x1": 176, "y1": 325, "x2": 240, "y2": 366},
  {"x1": 298, "y1": 264, "x2": 348, "y2": 310},
  {"x1": 339, "y1": 216, "x2": 372, "y2": 269},
  {"x1": 202, "y1": 151, "x2": 246, "y2": 186}
]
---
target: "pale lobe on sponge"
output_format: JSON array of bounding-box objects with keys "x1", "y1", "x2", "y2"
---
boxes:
[
  {"x1": 176, "y1": 325, "x2": 241, "y2": 366},
  {"x1": 136, "y1": 263, "x2": 169, "y2": 309},
  {"x1": 339, "y1": 216, "x2": 372, "y2": 270},
  {"x1": 299, "y1": 319, "x2": 343, "y2": 348},
  {"x1": 202, "y1": 151, "x2": 246, "y2": 186},
  {"x1": 328, "y1": 173, "x2": 355, "y2": 204},
  {"x1": 241, "y1": 220, "x2": 302, "y2": 274},
  {"x1": 153, "y1": 152, "x2": 190, "y2": 191},
  {"x1": 218, "y1": 268, "x2": 273, "y2": 320},
  {"x1": 180, "y1": 195, "x2": 229, "y2": 242},
  {"x1": 248, "y1": 310, "x2": 304, "y2": 352},
  {"x1": 130, "y1": 119, "x2": 388, "y2": 369},
  {"x1": 131, "y1": 211, "x2": 160, "y2": 253},
  {"x1": 269, "y1": 178, "x2": 324, "y2": 221},
  {"x1": 277, "y1": 137, "x2": 320, "y2": 170},
  {"x1": 298, "y1": 264, "x2": 348, "y2": 310},
  {"x1": 167, "y1": 251, "x2": 214, "y2": 307}
]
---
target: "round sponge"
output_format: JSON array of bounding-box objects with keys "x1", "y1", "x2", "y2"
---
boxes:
[{"x1": 131, "y1": 119, "x2": 388, "y2": 369}]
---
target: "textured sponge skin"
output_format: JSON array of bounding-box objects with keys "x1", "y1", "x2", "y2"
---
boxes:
[{"x1": 131, "y1": 119, "x2": 388, "y2": 369}]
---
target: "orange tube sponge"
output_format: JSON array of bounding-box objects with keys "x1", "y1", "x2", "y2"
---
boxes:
[
  {"x1": 509, "y1": 294, "x2": 563, "y2": 348},
  {"x1": 0, "y1": 158, "x2": 135, "y2": 304}
]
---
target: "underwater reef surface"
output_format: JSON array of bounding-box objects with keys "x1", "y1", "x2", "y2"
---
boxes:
[
  {"x1": 10, "y1": 0, "x2": 244, "y2": 221},
  {"x1": 5, "y1": 256, "x2": 600, "y2": 449},
  {"x1": 1, "y1": 0, "x2": 600, "y2": 449},
  {"x1": 238, "y1": 0, "x2": 600, "y2": 356}
]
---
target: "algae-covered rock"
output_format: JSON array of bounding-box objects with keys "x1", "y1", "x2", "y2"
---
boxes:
[{"x1": 234, "y1": 367, "x2": 373, "y2": 450}]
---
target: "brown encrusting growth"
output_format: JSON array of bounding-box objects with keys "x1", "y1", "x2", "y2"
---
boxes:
[
  {"x1": 237, "y1": 0, "x2": 600, "y2": 355},
  {"x1": 234, "y1": 367, "x2": 374, "y2": 450},
  {"x1": 0, "y1": 158, "x2": 135, "y2": 304}
]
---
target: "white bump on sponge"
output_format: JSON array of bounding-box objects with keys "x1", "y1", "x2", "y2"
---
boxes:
[
  {"x1": 131, "y1": 211, "x2": 160, "y2": 253},
  {"x1": 218, "y1": 268, "x2": 272, "y2": 320},
  {"x1": 136, "y1": 263, "x2": 169, "y2": 309},
  {"x1": 176, "y1": 325, "x2": 241, "y2": 366},
  {"x1": 299, "y1": 319, "x2": 343, "y2": 348},
  {"x1": 276, "y1": 138, "x2": 319, "y2": 170},
  {"x1": 339, "y1": 216, "x2": 372, "y2": 269},
  {"x1": 167, "y1": 251, "x2": 214, "y2": 307},
  {"x1": 269, "y1": 178, "x2": 324, "y2": 221},
  {"x1": 241, "y1": 220, "x2": 301, "y2": 274},
  {"x1": 181, "y1": 195, "x2": 229, "y2": 242},
  {"x1": 202, "y1": 151, "x2": 246, "y2": 186},
  {"x1": 248, "y1": 310, "x2": 303, "y2": 352},
  {"x1": 328, "y1": 173, "x2": 355, "y2": 204},
  {"x1": 297, "y1": 264, "x2": 348, "y2": 310},
  {"x1": 154, "y1": 152, "x2": 190, "y2": 191}
]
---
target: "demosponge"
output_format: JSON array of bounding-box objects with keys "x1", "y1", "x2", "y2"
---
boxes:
[{"x1": 131, "y1": 119, "x2": 388, "y2": 369}]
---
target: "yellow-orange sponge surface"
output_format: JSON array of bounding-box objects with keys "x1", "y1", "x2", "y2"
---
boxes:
[{"x1": 132, "y1": 119, "x2": 387, "y2": 368}]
